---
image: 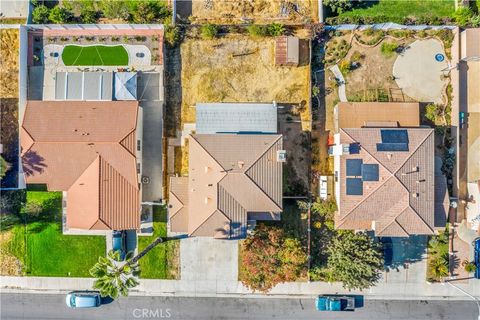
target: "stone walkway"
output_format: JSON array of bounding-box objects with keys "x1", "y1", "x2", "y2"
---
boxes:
[{"x1": 329, "y1": 64, "x2": 347, "y2": 102}]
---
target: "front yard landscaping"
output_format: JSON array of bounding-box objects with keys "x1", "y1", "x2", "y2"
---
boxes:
[
  {"x1": 61, "y1": 45, "x2": 129, "y2": 66},
  {"x1": 138, "y1": 206, "x2": 179, "y2": 279},
  {"x1": 0, "y1": 191, "x2": 105, "y2": 277}
]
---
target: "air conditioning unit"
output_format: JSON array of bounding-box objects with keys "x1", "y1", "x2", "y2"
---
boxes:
[
  {"x1": 276, "y1": 150, "x2": 287, "y2": 162},
  {"x1": 141, "y1": 176, "x2": 150, "y2": 184}
]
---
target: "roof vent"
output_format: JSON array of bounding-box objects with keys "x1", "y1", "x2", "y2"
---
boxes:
[
  {"x1": 412, "y1": 193, "x2": 419, "y2": 198},
  {"x1": 238, "y1": 161, "x2": 245, "y2": 168},
  {"x1": 413, "y1": 166, "x2": 419, "y2": 172},
  {"x1": 277, "y1": 150, "x2": 287, "y2": 162},
  {"x1": 141, "y1": 176, "x2": 150, "y2": 184}
]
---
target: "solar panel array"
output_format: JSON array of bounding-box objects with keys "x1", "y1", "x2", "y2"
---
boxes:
[
  {"x1": 376, "y1": 129, "x2": 409, "y2": 152},
  {"x1": 345, "y1": 160, "x2": 380, "y2": 195}
]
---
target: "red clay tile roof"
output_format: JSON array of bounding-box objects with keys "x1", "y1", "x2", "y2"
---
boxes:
[
  {"x1": 21, "y1": 101, "x2": 140, "y2": 230},
  {"x1": 336, "y1": 128, "x2": 436, "y2": 236}
]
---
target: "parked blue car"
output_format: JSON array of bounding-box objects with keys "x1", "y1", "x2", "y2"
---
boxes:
[
  {"x1": 474, "y1": 238, "x2": 480, "y2": 279},
  {"x1": 66, "y1": 292, "x2": 101, "y2": 308},
  {"x1": 315, "y1": 295, "x2": 355, "y2": 311}
]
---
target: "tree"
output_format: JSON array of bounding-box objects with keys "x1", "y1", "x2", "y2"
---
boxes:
[
  {"x1": 240, "y1": 224, "x2": 307, "y2": 292},
  {"x1": 0, "y1": 156, "x2": 10, "y2": 179},
  {"x1": 464, "y1": 261, "x2": 476, "y2": 273},
  {"x1": 90, "y1": 250, "x2": 140, "y2": 299},
  {"x1": 165, "y1": 25, "x2": 181, "y2": 48},
  {"x1": 99, "y1": 0, "x2": 131, "y2": 21},
  {"x1": 267, "y1": 23, "x2": 285, "y2": 37},
  {"x1": 327, "y1": 231, "x2": 383, "y2": 290},
  {"x1": 130, "y1": 1, "x2": 170, "y2": 24},
  {"x1": 80, "y1": 8, "x2": 98, "y2": 23},
  {"x1": 90, "y1": 236, "x2": 164, "y2": 298},
  {"x1": 200, "y1": 24, "x2": 219, "y2": 40},
  {"x1": 323, "y1": 0, "x2": 353, "y2": 14},
  {"x1": 48, "y1": 6, "x2": 73, "y2": 24},
  {"x1": 429, "y1": 255, "x2": 449, "y2": 279},
  {"x1": 32, "y1": 5, "x2": 50, "y2": 24}
]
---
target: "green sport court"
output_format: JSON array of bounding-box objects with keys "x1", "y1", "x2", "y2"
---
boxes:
[{"x1": 61, "y1": 45, "x2": 129, "y2": 66}]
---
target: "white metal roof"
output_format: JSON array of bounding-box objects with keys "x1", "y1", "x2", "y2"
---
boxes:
[{"x1": 196, "y1": 102, "x2": 278, "y2": 134}]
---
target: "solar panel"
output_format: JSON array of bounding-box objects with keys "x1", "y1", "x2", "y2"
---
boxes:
[
  {"x1": 349, "y1": 143, "x2": 361, "y2": 154},
  {"x1": 346, "y1": 159, "x2": 362, "y2": 176},
  {"x1": 346, "y1": 178, "x2": 363, "y2": 195},
  {"x1": 376, "y1": 143, "x2": 409, "y2": 152},
  {"x1": 362, "y1": 164, "x2": 379, "y2": 181},
  {"x1": 381, "y1": 129, "x2": 409, "y2": 144}
]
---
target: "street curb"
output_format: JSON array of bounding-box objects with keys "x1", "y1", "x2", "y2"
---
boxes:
[{"x1": 1, "y1": 287, "x2": 477, "y2": 301}]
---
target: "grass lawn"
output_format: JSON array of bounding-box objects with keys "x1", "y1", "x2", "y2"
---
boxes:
[
  {"x1": 62, "y1": 45, "x2": 129, "y2": 66},
  {"x1": 138, "y1": 206, "x2": 179, "y2": 279},
  {"x1": 336, "y1": 0, "x2": 455, "y2": 22},
  {"x1": 2, "y1": 191, "x2": 105, "y2": 277}
]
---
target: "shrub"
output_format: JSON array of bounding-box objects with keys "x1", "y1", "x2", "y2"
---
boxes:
[
  {"x1": 165, "y1": 25, "x2": 181, "y2": 47},
  {"x1": 200, "y1": 24, "x2": 219, "y2": 39},
  {"x1": 267, "y1": 23, "x2": 285, "y2": 37},
  {"x1": 0, "y1": 155, "x2": 10, "y2": 179},
  {"x1": 48, "y1": 6, "x2": 73, "y2": 24},
  {"x1": 240, "y1": 224, "x2": 307, "y2": 292},
  {"x1": 453, "y1": 7, "x2": 473, "y2": 26},
  {"x1": 380, "y1": 42, "x2": 399, "y2": 58},
  {"x1": 247, "y1": 24, "x2": 268, "y2": 38},
  {"x1": 32, "y1": 5, "x2": 50, "y2": 24},
  {"x1": 323, "y1": 0, "x2": 352, "y2": 14},
  {"x1": 424, "y1": 103, "x2": 440, "y2": 123},
  {"x1": 351, "y1": 50, "x2": 364, "y2": 62},
  {"x1": 338, "y1": 59, "x2": 351, "y2": 75},
  {"x1": 465, "y1": 262, "x2": 476, "y2": 273}
]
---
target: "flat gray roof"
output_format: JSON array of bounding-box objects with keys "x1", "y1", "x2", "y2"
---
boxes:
[
  {"x1": 55, "y1": 72, "x2": 113, "y2": 101},
  {"x1": 196, "y1": 103, "x2": 278, "y2": 134}
]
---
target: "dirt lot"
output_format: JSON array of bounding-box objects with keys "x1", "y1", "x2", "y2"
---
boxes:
[
  {"x1": 186, "y1": 0, "x2": 317, "y2": 24},
  {"x1": 0, "y1": 29, "x2": 19, "y2": 98},
  {"x1": 180, "y1": 34, "x2": 310, "y2": 126},
  {"x1": 169, "y1": 34, "x2": 311, "y2": 192}
]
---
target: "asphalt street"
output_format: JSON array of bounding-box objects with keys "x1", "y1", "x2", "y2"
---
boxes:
[{"x1": 1, "y1": 293, "x2": 478, "y2": 320}]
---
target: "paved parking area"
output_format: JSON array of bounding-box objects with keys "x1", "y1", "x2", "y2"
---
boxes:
[{"x1": 180, "y1": 237, "x2": 238, "y2": 281}]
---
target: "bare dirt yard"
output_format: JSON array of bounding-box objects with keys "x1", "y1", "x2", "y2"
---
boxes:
[
  {"x1": 180, "y1": 34, "x2": 310, "y2": 126},
  {"x1": 172, "y1": 33, "x2": 311, "y2": 193},
  {"x1": 0, "y1": 29, "x2": 19, "y2": 98},
  {"x1": 187, "y1": 0, "x2": 317, "y2": 24}
]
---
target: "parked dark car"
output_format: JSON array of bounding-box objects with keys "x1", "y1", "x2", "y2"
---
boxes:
[
  {"x1": 112, "y1": 230, "x2": 126, "y2": 261},
  {"x1": 66, "y1": 292, "x2": 101, "y2": 308},
  {"x1": 315, "y1": 295, "x2": 355, "y2": 311}
]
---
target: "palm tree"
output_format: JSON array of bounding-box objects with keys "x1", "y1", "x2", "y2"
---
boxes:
[{"x1": 90, "y1": 237, "x2": 164, "y2": 298}]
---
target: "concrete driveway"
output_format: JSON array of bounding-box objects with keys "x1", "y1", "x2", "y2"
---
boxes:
[
  {"x1": 180, "y1": 237, "x2": 238, "y2": 281},
  {"x1": 393, "y1": 39, "x2": 448, "y2": 104},
  {"x1": 380, "y1": 235, "x2": 428, "y2": 284}
]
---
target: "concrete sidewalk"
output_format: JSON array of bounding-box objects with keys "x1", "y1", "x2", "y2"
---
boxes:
[{"x1": 2, "y1": 276, "x2": 480, "y2": 300}]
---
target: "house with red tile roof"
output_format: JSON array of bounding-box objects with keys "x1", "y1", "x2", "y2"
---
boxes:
[
  {"x1": 21, "y1": 101, "x2": 142, "y2": 231},
  {"x1": 331, "y1": 102, "x2": 449, "y2": 237}
]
